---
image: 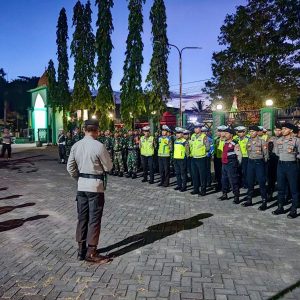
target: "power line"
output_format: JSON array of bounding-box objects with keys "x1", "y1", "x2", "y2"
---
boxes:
[{"x1": 169, "y1": 79, "x2": 209, "y2": 87}]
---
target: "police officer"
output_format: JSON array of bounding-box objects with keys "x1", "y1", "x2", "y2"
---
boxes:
[
  {"x1": 272, "y1": 123, "x2": 300, "y2": 218},
  {"x1": 57, "y1": 129, "x2": 66, "y2": 164},
  {"x1": 219, "y1": 127, "x2": 242, "y2": 204},
  {"x1": 243, "y1": 125, "x2": 268, "y2": 209},
  {"x1": 183, "y1": 129, "x2": 192, "y2": 184},
  {"x1": 67, "y1": 119, "x2": 113, "y2": 263},
  {"x1": 157, "y1": 125, "x2": 172, "y2": 187},
  {"x1": 266, "y1": 123, "x2": 282, "y2": 201},
  {"x1": 190, "y1": 123, "x2": 210, "y2": 196},
  {"x1": 258, "y1": 126, "x2": 269, "y2": 141},
  {"x1": 173, "y1": 127, "x2": 189, "y2": 192},
  {"x1": 140, "y1": 126, "x2": 155, "y2": 184},
  {"x1": 0, "y1": 128, "x2": 13, "y2": 160},
  {"x1": 213, "y1": 125, "x2": 227, "y2": 192},
  {"x1": 202, "y1": 127, "x2": 214, "y2": 188},
  {"x1": 235, "y1": 126, "x2": 249, "y2": 189}
]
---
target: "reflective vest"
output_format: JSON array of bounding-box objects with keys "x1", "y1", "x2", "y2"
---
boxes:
[
  {"x1": 261, "y1": 134, "x2": 268, "y2": 141},
  {"x1": 158, "y1": 136, "x2": 171, "y2": 157},
  {"x1": 238, "y1": 137, "x2": 249, "y2": 157},
  {"x1": 215, "y1": 138, "x2": 225, "y2": 158},
  {"x1": 173, "y1": 138, "x2": 186, "y2": 159},
  {"x1": 140, "y1": 136, "x2": 154, "y2": 156},
  {"x1": 190, "y1": 133, "x2": 206, "y2": 158}
]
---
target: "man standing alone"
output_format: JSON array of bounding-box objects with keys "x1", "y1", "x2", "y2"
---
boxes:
[{"x1": 67, "y1": 119, "x2": 113, "y2": 263}]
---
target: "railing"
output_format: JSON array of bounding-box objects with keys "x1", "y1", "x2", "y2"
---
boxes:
[{"x1": 277, "y1": 107, "x2": 300, "y2": 119}]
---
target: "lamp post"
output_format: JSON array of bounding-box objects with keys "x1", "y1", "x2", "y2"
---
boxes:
[{"x1": 168, "y1": 44, "x2": 202, "y2": 126}]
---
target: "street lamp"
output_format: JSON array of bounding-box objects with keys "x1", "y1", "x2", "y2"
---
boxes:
[
  {"x1": 265, "y1": 99, "x2": 274, "y2": 107},
  {"x1": 92, "y1": 115, "x2": 97, "y2": 120},
  {"x1": 216, "y1": 104, "x2": 223, "y2": 110}
]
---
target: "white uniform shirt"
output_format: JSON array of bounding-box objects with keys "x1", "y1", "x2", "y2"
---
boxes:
[{"x1": 67, "y1": 135, "x2": 113, "y2": 193}]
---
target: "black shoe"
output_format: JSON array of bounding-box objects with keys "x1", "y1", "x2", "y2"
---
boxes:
[
  {"x1": 180, "y1": 187, "x2": 187, "y2": 192},
  {"x1": 85, "y1": 247, "x2": 113, "y2": 264},
  {"x1": 142, "y1": 178, "x2": 147, "y2": 182},
  {"x1": 199, "y1": 190, "x2": 206, "y2": 196},
  {"x1": 242, "y1": 200, "x2": 252, "y2": 207},
  {"x1": 77, "y1": 242, "x2": 87, "y2": 261},
  {"x1": 118, "y1": 172, "x2": 123, "y2": 177},
  {"x1": 149, "y1": 180, "x2": 154, "y2": 184},
  {"x1": 287, "y1": 211, "x2": 297, "y2": 219},
  {"x1": 190, "y1": 191, "x2": 199, "y2": 195},
  {"x1": 132, "y1": 173, "x2": 137, "y2": 179},
  {"x1": 157, "y1": 182, "x2": 163, "y2": 187},
  {"x1": 233, "y1": 196, "x2": 240, "y2": 204},
  {"x1": 126, "y1": 172, "x2": 132, "y2": 178},
  {"x1": 113, "y1": 172, "x2": 118, "y2": 176},
  {"x1": 219, "y1": 193, "x2": 228, "y2": 201},
  {"x1": 163, "y1": 183, "x2": 169, "y2": 187},
  {"x1": 272, "y1": 207, "x2": 284, "y2": 215},
  {"x1": 258, "y1": 201, "x2": 267, "y2": 211},
  {"x1": 174, "y1": 186, "x2": 181, "y2": 191}
]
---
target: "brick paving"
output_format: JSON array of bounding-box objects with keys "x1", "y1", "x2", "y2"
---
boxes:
[{"x1": 0, "y1": 146, "x2": 300, "y2": 300}]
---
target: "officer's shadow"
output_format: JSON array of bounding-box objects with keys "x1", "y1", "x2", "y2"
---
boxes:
[{"x1": 98, "y1": 213, "x2": 213, "y2": 257}]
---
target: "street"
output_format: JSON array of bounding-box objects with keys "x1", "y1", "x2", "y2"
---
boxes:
[{"x1": 0, "y1": 146, "x2": 299, "y2": 300}]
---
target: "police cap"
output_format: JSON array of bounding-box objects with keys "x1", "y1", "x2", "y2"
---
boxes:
[
  {"x1": 282, "y1": 123, "x2": 295, "y2": 130},
  {"x1": 223, "y1": 127, "x2": 235, "y2": 135},
  {"x1": 249, "y1": 125, "x2": 260, "y2": 132},
  {"x1": 84, "y1": 119, "x2": 99, "y2": 127}
]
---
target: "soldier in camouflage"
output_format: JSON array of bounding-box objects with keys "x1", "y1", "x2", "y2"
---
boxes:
[
  {"x1": 113, "y1": 132, "x2": 124, "y2": 177},
  {"x1": 126, "y1": 130, "x2": 139, "y2": 179}
]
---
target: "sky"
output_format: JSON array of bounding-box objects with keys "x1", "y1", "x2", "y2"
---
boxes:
[{"x1": 0, "y1": 0, "x2": 247, "y2": 108}]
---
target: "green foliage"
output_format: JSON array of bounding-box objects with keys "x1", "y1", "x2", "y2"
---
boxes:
[
  {"x1": 56, "y1": 7, "x2": 71, "y2": 110},
  {"x1": 70, "y1": 0, "x2": 95, "y2": 110},
  {"x1": 204, "y1": 0, "x2": 300, "y2": 110},
  {"x1": 145, "y1": 0, "x2": 170, "y2": 117},
  {"x1": 95, "y1": 0, "x2": 115, "y2": 128},
  {"x1": 120, "y1": 0, "x2": 146, "y2": 126},
  {"x1": 47, "y1": 59, "x2": 58, "y2": 108},
  {"x1": 0, "y1": 68, "x2": 7, "y2": 116}
]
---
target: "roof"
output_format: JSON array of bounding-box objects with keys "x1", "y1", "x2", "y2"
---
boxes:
[{"x1": 37, "y1": 71, "x2": 48, "y2": 87}]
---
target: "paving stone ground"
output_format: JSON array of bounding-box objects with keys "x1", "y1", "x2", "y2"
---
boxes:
[{"x1": 0, "y1": 146, "x2": 300, "y2": 300}]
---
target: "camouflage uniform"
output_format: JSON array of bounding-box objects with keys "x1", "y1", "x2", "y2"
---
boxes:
[
  {"x1": 113, "y1": 136, "x2": 124, "y2": 176},
  {"x1": 126, "y1": 136, "x2": 139, "y2": 178},
  {"x1": 65, "y1": 134, "x2": 73, "y2": 158}
]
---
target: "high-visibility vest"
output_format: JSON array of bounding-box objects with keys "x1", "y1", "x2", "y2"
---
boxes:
[
  {"x1": 173, "y1": 138, "x2": 186, "y2": 159},
  {"x1": 238, "y1": 137, "x2": 249, "y2": 157},
  {"x1": 190, "y1": 133, "x2": 206, "y2": 158},
  {"x1": 158, "y1": 136, "x2": 171, "y2": 157},
  {"x1": 261, "y1": 134, "x2": 268, "y2": 141},
  {"x1": 140, "y1": 136, "x2": 154, "y2": 156},
  {"x1": 215, "y1": 138, "x2": 225, "y2": 158}
]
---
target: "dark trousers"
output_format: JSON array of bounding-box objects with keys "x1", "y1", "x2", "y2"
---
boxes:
[
  {"x1": 58, "y1": 145, "x2": 66, "y2": 161},
  {"x1": 214, "y1": 157, "x2": 222, "y2": 191},
  {"x1": 277, "y1": 161, "x2": 299, "y2": 212},
  {"x1": 222, "y1": 159, "x2": 240, "y2": 196},
  {"x1": 141, "y1": 155, "x2": 154, "y2": 182},
  {"x1": 174, "y1": 159, "x2": 187, "y2": 189},
  {"x1": 206, "y1": 157, "x2": 212, "y2": 187},
  {"x1": 240, "y1": 157, "x2": 248, "y2": 188},
  {"x1": 186, "y1": 157, "x2": 192, "y2": 182},
  {"x1": 158, "y1": 156, "x2": 170, "y2": 186},
  {"x1": 191, "y1": 157, "x2": 207, "y2": 193},
  {"x1": 247, "y1": 159, "x2": 267, "y2": 200},
  {"x1": 1, "y1": 144, "x2": 11, "y2": 158},
  {"x1": 76, "y1": 191, "x2": 105, "y2": 246},
  {"x1": 267, "y1": 154, "x2": 278, "y2": 195}
]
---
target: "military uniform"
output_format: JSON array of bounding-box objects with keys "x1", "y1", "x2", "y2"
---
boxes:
[
  {"x1": 65, "y1": 133, "x2": 73, "y2": 158},
  {"x1": 126, "y1": 135, "x2": 139, "y2": 178},
  {"x1": 273, "y1": 123, "x2": 300, "y2": 218},
  {"x1": 113, "y1": 135, "x2": 124, "y2": 176},
  {"x1": 57, "y1": 130, "x2": 67, "y2": 164},
  {"x1": 243, "y1": 126, "x2": 268, "y2": 208}
]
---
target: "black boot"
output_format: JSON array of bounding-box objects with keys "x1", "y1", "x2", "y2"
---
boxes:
[
  {"x1": 77, "y1": 242, "x2": 87, "y2": 261},
  {"x1": 199, "y1": 189, "x2": 206, "y2": 196},
  {"x1": 85, "y1": 246, "x2": 112, "y2": 264},
  {"x1": 287, "y1": 210, "x2": 297, "y2": 219},
  {"x1": 157, "y1": 182, "x2": 163, "y2": 187},
  {"x1": 126, "y1": 172, "x2": 132, "y2": 178},
  {"x1": 272, "y1": 204, "x2": 284, "y2": 215},
  {"x1": 174, "y1": 186, "x2": 181, "y2": 191},
  {"x1": 132, "y1": 173, "x2": 137, "y2": 179},
  {"x1": 233, "y1": 195, "x2": 240, "y2": 204},
  {"x1": 142, "y1": 178, "x2": 147, "y2": 182},
  {"x1": 118, "y1": 172, "x2": 123, "y2": 177},
  {"x1": 258, "y1": 199, "x2": 267, "y2": 211},
  {"x1": 219, "y1": 193, "x2": 228, "y2": 201},
  {"x1": 242, "y1": 198, "x2": 252, "y2": 207}
]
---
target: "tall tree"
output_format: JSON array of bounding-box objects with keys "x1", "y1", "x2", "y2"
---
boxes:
[
  {"x1": 0, "y1": 68, "x2": 7, "y2": 117},
  {"x1": 56, "y1": 8, "x2": 70, "y2": 110},
  {"x1": 204, "y1": 0, "x2": 300, "y2": 109},
  {"x1": 70, "y1": 0, "x2": 95, "y2": 111},
  {"x1": 95, "y1": 0, "x2": 114, "y2": 128},
  {"x1": 120, "y1": 0, "x2": 146, "y2": 126},
  {"x1": 46, "y1": 60, "x2": 57, "y2": 108},
  {"x1": 145, "y1": 0, "x2": 170, "y2": 118}
]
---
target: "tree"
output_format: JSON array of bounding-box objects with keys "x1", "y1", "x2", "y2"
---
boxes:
[
  {"x1": 47, "y1": 59, "x2": 57, "y2": 108},
  {"x1": 95, "y1": 0, "x2": 115, "y2": 128},
  {"x1": 0, "y1": 68, "x2": 7, "y2": 117},
  {"x1": 120, "y1": 0, "x2": 146, "y2": 126},
  {"x1": 70, "y1": 1, "x2": 95, "y2": 111},
  {"x1": 204, "y1": 0, "x2": 300, "y2": 109},
  {"x1": 56, "y1": 8, "x2": 71, "y2": 110},
  {"x1": 145, "y1": 0, "x2": 170, "y2": 118}
]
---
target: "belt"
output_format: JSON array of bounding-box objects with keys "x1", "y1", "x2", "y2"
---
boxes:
[
  {"x1": 279, "y1": 160, "x2": 296, "y2": 164},
  {"x1": 79, "y1": 173, "x2": 104, "y2": 180}
]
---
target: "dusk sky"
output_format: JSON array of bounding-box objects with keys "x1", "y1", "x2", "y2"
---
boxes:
[{"x1": 0, "y1": 0, "x2": 247, "y2": 98}]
